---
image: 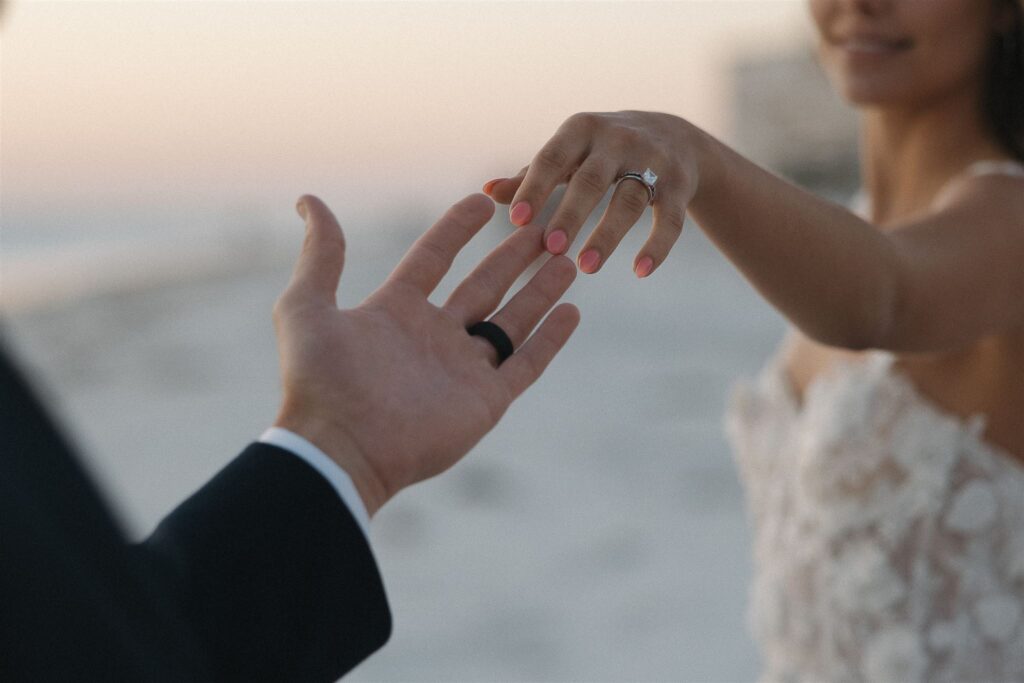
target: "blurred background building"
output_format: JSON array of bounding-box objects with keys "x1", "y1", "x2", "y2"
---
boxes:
[{"x1": 731, "y1": 46, "x2": 861, "y2": 195}]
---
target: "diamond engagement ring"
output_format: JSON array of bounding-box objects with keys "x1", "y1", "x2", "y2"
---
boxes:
[{"x1": 615, "y1": 168, "x2": 658, "y2": 205}]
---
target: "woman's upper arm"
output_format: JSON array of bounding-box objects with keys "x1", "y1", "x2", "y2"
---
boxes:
[{"x1": 881, "y1": 174, "x2": 1024, "y2": 352}]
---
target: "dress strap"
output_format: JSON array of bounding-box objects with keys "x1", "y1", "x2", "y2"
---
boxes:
[
  {"x1": 963, "y1": 159, "x2": 1024, "y2": 178},
  {"x1": 851, "y1": 159, "x2": 1024, "y2": 220},
  {"x1": 933, "y1": 159, "x2": 1024, "y2": 208}
]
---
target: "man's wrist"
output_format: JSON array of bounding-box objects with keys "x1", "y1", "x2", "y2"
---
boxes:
[{"x1": 273, "y1": 407, "x2": 390, "y2": 517}]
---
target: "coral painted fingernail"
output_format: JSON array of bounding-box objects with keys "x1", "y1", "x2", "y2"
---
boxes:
[
  {"x1": 510, "y1": 201, "x2": 532, "y2": 226},
  {"x1": 546, "y1": 230, "x2": 568, "y2": 254},
  {"x1": 635, "y1": 256, "x2": 654, "y2": 278},
  {"x1": 579, "y1": 249, "x2": 601, "y2": 274},
  {"x1": 482, "y1": 178, "x2": 504, "y2": 194}
]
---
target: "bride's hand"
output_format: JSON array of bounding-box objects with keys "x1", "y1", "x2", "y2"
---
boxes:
[{"x1": 484, "y1": 111, "x2": 701, "y2": 278}]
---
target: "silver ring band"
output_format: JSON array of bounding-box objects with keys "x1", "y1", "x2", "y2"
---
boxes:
[{"x1": 615, "y1": 167, "x2": 658, "y2": 205}]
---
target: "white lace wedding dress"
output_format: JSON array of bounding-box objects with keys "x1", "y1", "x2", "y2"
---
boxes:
[{"x1": 725, "y1": 161, "x2": 1024, "y2": 683}]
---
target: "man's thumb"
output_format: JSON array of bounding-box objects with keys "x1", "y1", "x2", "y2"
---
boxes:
[{"x1": 287, "y1": 194, "x2": 346, "y2": 306}]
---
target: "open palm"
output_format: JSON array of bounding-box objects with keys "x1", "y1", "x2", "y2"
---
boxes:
[{"x1": 272, "y1": 194, "x2": 580, "y2": 515}]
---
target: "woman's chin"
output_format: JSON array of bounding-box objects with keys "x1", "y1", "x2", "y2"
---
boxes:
[{"x1": 833, "y1": 79, "x2": 909, "y2": 110}]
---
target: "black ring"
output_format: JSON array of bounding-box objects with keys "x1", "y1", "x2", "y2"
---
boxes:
[{"x1": 466, "y1": 321, "x2": 514, "y2": 365}]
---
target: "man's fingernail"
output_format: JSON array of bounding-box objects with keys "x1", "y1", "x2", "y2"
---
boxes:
[
  {"x1": 546, "y1": 230, "x2": 568, "y2": 254},
  {"x1": 510, "y1": 201, "x2": 532, "y2": 226},
  {"x1": 296, "y1": 198, "x2": 308, "y2": 220},
  {"x1": 579, "y1": 249, "x2": 601, "y2": 274},
  {"x1": 635, "y1": 256, "x2": 654, "y2": 278},
  {"x1": 482, "y1": 178, "x2": 504, "y2": 194}
]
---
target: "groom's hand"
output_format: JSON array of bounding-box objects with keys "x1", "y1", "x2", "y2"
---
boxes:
[{"x1": 272, "y1": 194, "x2": 580, "y2": 516}]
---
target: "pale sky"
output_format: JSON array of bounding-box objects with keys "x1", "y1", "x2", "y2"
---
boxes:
[
  {"x1": 2, "y1": 1, "x2": 810, "y2": 220},
  {"x1": 4, "y1": 0, "x2": 811, "y2": 214}
]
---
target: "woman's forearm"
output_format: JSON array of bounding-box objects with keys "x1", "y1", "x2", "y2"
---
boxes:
[
  {"x1": 687, "y1": 122, "x2": 900, "y2": 349},
  {"x1": 483, "y1": 109, "x2": 903, "y2": 345}
]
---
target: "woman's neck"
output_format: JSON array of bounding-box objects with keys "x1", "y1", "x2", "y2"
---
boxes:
[{"x1": 859, "y1": 87, "x2": 1007, "y2": 224}]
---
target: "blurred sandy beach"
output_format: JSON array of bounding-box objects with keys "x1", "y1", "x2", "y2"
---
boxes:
[{"x1": 4, "y1": 206, "x2": 788, "y2": 681}]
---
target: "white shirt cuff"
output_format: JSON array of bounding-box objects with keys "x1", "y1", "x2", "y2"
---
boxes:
[{"x1": 258, "y1": 427, "x2": 371, "y2": 539}]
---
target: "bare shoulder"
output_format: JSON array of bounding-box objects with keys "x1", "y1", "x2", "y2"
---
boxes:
[{"x1": 876, "y1": 162, "x2": 1024, "y2": 352}]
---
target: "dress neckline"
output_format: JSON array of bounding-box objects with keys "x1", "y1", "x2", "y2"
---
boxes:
[{"x1": 764, "y1": 347, "x2": 1024, "y2": 476}]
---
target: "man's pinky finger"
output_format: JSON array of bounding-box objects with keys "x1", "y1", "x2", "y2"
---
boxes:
[{"x1": 500, "y1": 303, "x2": 581, "y2": 400}]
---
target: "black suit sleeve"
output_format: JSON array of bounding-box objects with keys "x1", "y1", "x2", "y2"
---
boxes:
[
  {"x1": 2, "y1": 337, "x2": 391, "y2": 682},
  {"x1": 136, "y1": 443, "x2": 392, "y2": 682}
]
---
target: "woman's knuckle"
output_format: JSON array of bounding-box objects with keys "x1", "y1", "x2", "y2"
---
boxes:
[
  {"x1": 604, "y1": 136, "x2": 627, "y2": 156},
  {"x1": 567, "y1": 111, "x2": 598, "y2": 130},
  {"x1": 650, "y1": 146, "x2": 673, "y2": 169},
  {"x1": 672, "y1": 162, "x2": 694, "y2": 189},
  {"x1": 536, "y1": 145, "x2": 570, "y2": 171},
  {"x1": 574, "y1": 166, "x2": 608, "y2": 194},
  {"x1": 616, "y1": 126, "x2": 646, "y2": 150},
  {"x1": 565, "y1": 111, "x2": 586, "y2": 126}
]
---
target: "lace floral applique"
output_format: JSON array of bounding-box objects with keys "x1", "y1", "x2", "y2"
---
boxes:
[{"x1": 726, "y1": 346, "x2": 1024, "y2": 682}]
